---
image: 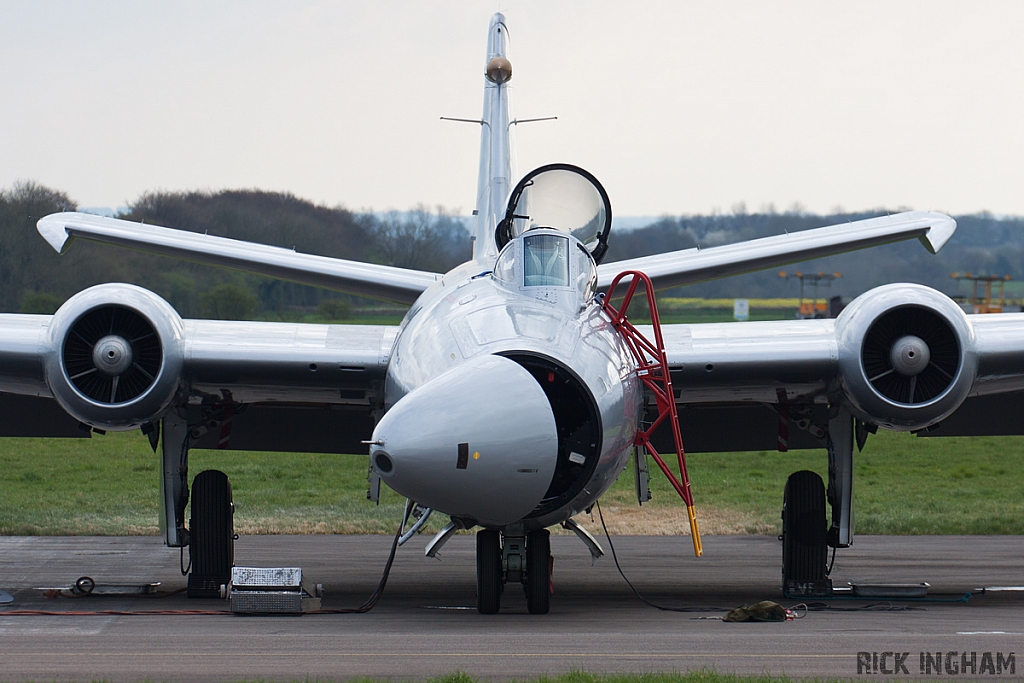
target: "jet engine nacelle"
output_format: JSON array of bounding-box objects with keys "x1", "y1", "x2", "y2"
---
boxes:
[
  {"x1": 835, "y1": 283, "x2": 977, "y2": 431},
  {"x1": 44, "y1": 283, "x2": 185, "y2": 430}
]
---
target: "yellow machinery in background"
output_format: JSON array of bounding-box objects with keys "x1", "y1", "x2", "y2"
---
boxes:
[
  {"x1": 779, "y1": 271, "x2": 842, "y2": 319},
  {"x1": 951, "y1": 273, "x2": 1012, "y2": 314}
]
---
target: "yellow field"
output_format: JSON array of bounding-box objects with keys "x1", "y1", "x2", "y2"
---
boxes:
[{"x1": 658, "y1": 297, "x2": 801, "y2": 309}]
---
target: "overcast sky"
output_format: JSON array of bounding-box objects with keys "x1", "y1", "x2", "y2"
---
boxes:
[{"x1": 2, "y1": 1, "x2": 1022, "y2": 217}]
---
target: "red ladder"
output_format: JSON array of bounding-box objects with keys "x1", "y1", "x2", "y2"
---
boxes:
[{"x1": 602, "y1": 271, "x2": 702, "y2": 557}]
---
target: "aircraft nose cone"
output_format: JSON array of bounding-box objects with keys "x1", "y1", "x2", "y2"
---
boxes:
[{"x1": 371, "y1": 355, "x2": 557, "y2": 527}]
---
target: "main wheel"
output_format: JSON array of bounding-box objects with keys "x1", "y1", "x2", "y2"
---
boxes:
[
  {"x1": 525, "y1": 529, "x2": 551, "y2": 614},
  {"x1": 476, "y1": 529, "x2": 502, "y2": 614},
  {"x1": 781, "y1": 470, "x2": 829, "y2": 597},
  {"x1": 187, "y1": 469, "x2": 234, "y2": 598}
]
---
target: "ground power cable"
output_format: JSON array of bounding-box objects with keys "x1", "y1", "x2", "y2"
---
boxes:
[
  {"x1": 596, "y1": 501, "x2": 751, "y2": 615},
  {"x1": 308, "y1": 498, "x2": 413, "y2": 614},
  {"x1": 1, "y1": 500, "x2": 414, "y2": 617}
]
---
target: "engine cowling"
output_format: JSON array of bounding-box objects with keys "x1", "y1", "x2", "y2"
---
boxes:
[
  {"x1": 835, "y1": 284, "x2": 977, "y2": 431},
  {"x1": 44, "y1": 284, "x2": 185, "y2": 430}
]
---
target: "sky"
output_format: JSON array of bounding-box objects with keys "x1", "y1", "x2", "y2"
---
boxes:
[{"x1": 2, "y1": 1, "x2": 1023, "y2": 218}]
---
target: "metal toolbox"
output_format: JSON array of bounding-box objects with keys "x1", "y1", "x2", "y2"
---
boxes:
[{"x1": 227, "y1": 567, "x2": 322, "y2": 614}]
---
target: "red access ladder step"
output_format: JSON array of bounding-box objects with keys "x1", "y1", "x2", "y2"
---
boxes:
[{"x1": 601, "y1": 270, "x2": 702, "y2": 557}]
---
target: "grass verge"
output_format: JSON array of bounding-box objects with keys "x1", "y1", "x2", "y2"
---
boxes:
[{"x1": 1, "y1": 429, "x2": 1022, "y2": 536}]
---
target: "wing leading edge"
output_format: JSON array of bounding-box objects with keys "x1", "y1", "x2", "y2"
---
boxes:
[
  {"x1": 597, "y1": 211, "x2": 955, "y2": 292},
  {"x1": 37, "y1": 212, "x2": 439, "y2": 305}
]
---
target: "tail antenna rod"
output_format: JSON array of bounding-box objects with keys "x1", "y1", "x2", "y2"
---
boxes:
[{"x1": 440, "y1": 116, "x2": 557, "y2": 128}]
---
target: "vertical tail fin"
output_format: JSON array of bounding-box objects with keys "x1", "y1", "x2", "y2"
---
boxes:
[{"x1": 472, "y1": 13, "x2": 514, "y2": 263}]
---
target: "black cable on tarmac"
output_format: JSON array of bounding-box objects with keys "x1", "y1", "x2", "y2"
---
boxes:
[
  {"x1": 596, "y1": 500, "x2": 730, "y2": 613},
  {"x1": 309, "y1": 498, "x2": 413, "y2": 614},
  {"x1": 1, "y1": 500, "x2": 414, "y2": 617}
]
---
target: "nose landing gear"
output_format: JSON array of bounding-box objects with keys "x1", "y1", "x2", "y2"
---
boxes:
[
  {"x1": 524, "y1": 529, "x2": 551, "y2": 614},
  {"x1": 475, "y1": 527, "x2": 552, "y2": 614},
  {"x1": 476, "y1": 530, "x2": 502, "y2": 614}
]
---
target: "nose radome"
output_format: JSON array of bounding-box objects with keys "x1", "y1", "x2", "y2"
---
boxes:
[{"x1": 371, "y1": 354, "x2": 558, "y2": 527}]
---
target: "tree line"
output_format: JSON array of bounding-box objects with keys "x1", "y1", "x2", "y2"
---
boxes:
[
  {"x1": 2, "y1": 180, "x2": 1021, "y2": 318},
  {"x1": 0, "y1": 182, "x2": 470, "y2": 319}
]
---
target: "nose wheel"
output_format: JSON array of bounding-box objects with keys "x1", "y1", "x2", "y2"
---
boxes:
[
  {"x1": 475, "y1": 528, "x2": 552, "y2": 614},
  {"x1": 524, "y1": 529, "x2": 551, "y2": 614},
  {"x1": 476, "y1": 530, "x2": 503, "y2": 614}
]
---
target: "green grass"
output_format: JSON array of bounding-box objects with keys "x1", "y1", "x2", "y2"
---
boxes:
[{"x1": 1, "y1": 428, "x2": 1023, "y2": 537}]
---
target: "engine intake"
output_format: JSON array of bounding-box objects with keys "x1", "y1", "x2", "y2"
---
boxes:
[
  {"x1": 45, "y1": 284, "x2": 184, "y2": 430},
  {"x1": 836, "y1": 284, "x2": 976, "y2": 430}
]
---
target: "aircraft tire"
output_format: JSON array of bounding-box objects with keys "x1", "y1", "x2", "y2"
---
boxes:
[
  {"x1": 781, "y1": 470, "x2": 829, "y2": 596},
  {"x1": 525, "y1": 529, "x2": 551, "y2": 614},
  {"x1": 476, "y1": 529, "x2": 502, "y2": 614},
  {"x1": 187, "y1": 469, "x2": 234, "y2": 598}
]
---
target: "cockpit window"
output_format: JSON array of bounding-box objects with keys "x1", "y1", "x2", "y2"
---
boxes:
[
  {"x1": 523, "y1": 234, "x2": 569, "y2": 287},
  {"x1": 575, "y1": 243, "x2": 598, "y2": 301},
  {"x1": 493, "y1": 242, "x2": 516, "y2": 284}
]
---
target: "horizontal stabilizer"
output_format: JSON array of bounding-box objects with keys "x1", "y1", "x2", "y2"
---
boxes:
[
  {"x1": 597, "y1": 211, "x2": 956, "y2": 292},
  {"x1": 37, "y1": 212, "x2": 439, "y2": 304}
]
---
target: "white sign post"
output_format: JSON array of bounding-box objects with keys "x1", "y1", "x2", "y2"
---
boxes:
[{"x1": 733, "y1": 299, "x2": 749, "y2": 321}]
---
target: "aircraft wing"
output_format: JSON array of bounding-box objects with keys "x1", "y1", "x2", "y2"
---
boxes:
[
  {"x1": 37, "y1": 212, "x2": 439, "y2": 305},
  {"x1": 641, "y1": 305, "x2": 1024, "y2": 454},
  {"x1": 0, "y1": 310, "x2": 398, "y2": 453},
  {"x1": 597, "y1": 211, "x2": 955, "y2": 292},
  {"x1": 637, "y1": 317, "x2": 836, "y2": 452}
]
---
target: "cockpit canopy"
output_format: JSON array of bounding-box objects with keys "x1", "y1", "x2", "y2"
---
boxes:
[
  {"x1": 493, "y1": 229, "x2": 598, "y2": 310},
  {"x1": 523, "y1": 233, "x2": 569, "y2": 287},
  {"x1": 496, "y1": 164, "x2": 612, "y2": 264}
]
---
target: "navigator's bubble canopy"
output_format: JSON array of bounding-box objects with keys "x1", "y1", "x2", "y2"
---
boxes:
[{"x1": 496, "y1": 164, "x2": 612, "y2": 264}]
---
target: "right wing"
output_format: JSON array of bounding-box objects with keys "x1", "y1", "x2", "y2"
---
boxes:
[
  {"x1": 37, "y1": 212, "x2": 439, "y2": 305},
  {"x1": 597, "y1": 211, "x2": 956, "y2": 292}
]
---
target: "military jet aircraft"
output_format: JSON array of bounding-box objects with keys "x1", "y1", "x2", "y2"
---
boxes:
[{"x1": 3, "y1": 13, "x2": 1022, "y2": 614}]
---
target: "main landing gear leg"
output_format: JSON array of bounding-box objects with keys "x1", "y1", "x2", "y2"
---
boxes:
[
  {"x1": 827, "y1": 410, "x2": 855, "y2": 549},
  {"x1": 781, "y1": 410, "x2": 854, "y2": 598},
  {"x1": 159, "y1": 411, "x2": 190, "y2": 548}
]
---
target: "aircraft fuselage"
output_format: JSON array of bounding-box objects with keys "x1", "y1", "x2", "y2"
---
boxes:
[{"x1": 375, "y1": 248, "x2": 642, "y2": 531}]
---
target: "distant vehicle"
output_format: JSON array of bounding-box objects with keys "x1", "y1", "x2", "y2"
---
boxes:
[
  {"x1": 951, "y1": 272, "x2": 1013, "y2": 314},
  {"x1": 3, "y1": 13, "x2": 1022, "y2": 613},
  {"x1": 780, "y1": 271, "x2": 842, "y2": 318}
]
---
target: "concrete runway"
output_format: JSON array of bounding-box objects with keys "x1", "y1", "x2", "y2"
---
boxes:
[{"x1": 1, "y1": 533, "x2": 1023, "y2": 681}]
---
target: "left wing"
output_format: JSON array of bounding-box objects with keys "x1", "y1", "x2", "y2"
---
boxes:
[
  {"x1": 640, "y1": 284, "x2": 1024, "y2": 454},
  {"x1": 598, "y1": 211, "x2": 955, "y2": 292},
  {"x1": 37, "y1": 212, "x2": 439, "y2": 305},
  {"x1": 642, "y1": 317, "x2": 838, "y2": 453}
]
